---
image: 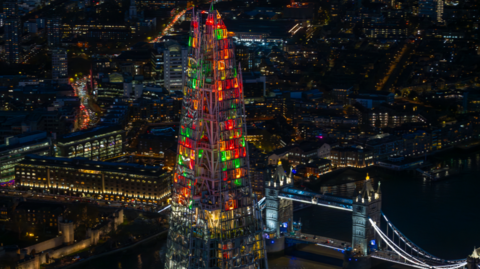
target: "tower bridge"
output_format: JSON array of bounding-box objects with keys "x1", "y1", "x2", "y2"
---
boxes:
[{"x1": 262, "y1": 161, "x2": 474, "y2": 269}]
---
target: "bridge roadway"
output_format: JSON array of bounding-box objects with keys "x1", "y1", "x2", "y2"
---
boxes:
[
  {"x1": 278, "y1": 187, "x2": 353, "y2": 211},
  {"x1": 285, "y1": 232, "x2": 349, "y2": 251},
  {"x1": 285, "y1": 233, "x2": 429, "y2": 268}
]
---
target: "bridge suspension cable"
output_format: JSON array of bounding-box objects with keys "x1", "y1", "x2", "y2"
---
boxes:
[
  {"x1": 382, "y1": 213, "x2": 466, "y2": 264},
  {"x1": 369, "y1": 218, "x2": 429, "y2": 267},
  {"x1": 369, "y1": 218, "x2": 467, "y2": 269}
]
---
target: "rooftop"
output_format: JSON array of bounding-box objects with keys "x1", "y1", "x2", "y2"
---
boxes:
[
  {"x1": 20, "y1": 154, "x2": 169, "y2": 178},
  {"x1": 56, "y1": 125, "x2": 123, "y2": 143}
]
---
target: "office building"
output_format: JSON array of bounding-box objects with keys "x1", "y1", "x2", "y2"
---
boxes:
[
  {"x1": 47, "y1": 17, "x2": 62, "y2": 48},
  {"x1": 4, "y1": 1, "x2": 20, "y2": 64},
  {"x1": 330, "y1": 146, "x2": 374, "y2": 168},
  {"x1": 4, "y1": 17, "x2": 20, "y2": 64},
  {"x1": 0, "y1": 132, "x2": 51, "y2": 184},
  {"x1": 15, "y1": 155, "x2": 171, "y2": 204},
  {"x1": 128, "y1": 0, "x2": 137, "y2": 20},
  {"x1": 53, "y1": 125, "x2": 125, "y2": 161},
  {"x1": 419, "y1": 0, "x2": 443, "y2": 23},
  {"x1": 3, "y1": 0, "x2": 17, "y2": 18},
  {"x1": 165, "y1": 9, "x2": 266, "y2": 269},
  {"x1": 152, "y1": 40, "x2": 188, "y2": 92},
  {"x1": 52, "y1": 48, "x2": 68, "y2": 84}
]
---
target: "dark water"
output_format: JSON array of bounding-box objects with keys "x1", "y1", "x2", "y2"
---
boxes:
[
  {"x1": 297, "y1": 151, "x2": 480, "y2": 260},
  {"x1": 81, "y1": 151, "x2": 480, "y2": 268}
]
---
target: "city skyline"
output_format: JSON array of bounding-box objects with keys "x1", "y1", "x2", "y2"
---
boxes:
[{"x1": 0, "y1": 0, "x2": 479, "y2": 268}]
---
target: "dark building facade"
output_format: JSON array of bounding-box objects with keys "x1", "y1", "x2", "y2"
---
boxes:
[
  {"x1": 47, "y1": 17, "x2": 62, "y2": 48},
  {"x1": 4, "y1": 1, "x2": 20, "y2": 64}
]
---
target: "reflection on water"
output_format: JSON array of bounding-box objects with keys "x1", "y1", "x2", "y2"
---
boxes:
[
  {"x1": 319, "y1": 182, "x2": 359, "y2": 198},
  {"x1": 82, "y1": 152, "x2": 480, "y2": 268}
]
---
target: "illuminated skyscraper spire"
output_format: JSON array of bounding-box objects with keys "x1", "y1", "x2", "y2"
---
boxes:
[{"x1": 165, "y1": 7, "x2": 267, "y2": 269}]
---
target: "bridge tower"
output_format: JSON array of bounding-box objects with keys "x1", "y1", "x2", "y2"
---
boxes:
[
  {"x1": 265, "y1": 161, "x2": 293, "y2": 253},
  {"x1": 467, "y1": 248, "x2": 480, "y2": 269},
  {"x1": 351, "y1": 174, "x2": 381, "y2": 257}
]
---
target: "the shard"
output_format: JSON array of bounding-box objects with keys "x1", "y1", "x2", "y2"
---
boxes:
[{"x1": 165, "y1": 6, "x2": 267, "y2": 269}]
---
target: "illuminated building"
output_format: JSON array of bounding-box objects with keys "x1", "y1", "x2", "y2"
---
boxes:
[
  {"x1": 330, "y1": 146, "x2": 374, "y2": 168},
  {"x1": 165, "y1": 7, "x2": 267, "y2": 269},
  {"x1": 419, "y1": 0, "x2": 444, "y2": 23},
  {"x1": 52, "y1": 48, "x2": 68, "y2": 84},
  {"x1": 3, "y1": 0, "x2": 17, "y2": 18},
  {"x1": 15, "y1": 155, "x2": 171, "y2": 204},
  {"x1": 0, "y1": 132, "x2": 51, "y2": 184},
  {"x1": 53, "y1": 125, "x2": 124, "y2": 161},
  {"x1": 47, "y1": 17, "x2": 62, "y2": 48},
  {"x1": 4, "y1": 0, "x2": 20, "y2": 64},
  {"x1": 152, "y1": 41, "x2": 188, "y2": 92}
]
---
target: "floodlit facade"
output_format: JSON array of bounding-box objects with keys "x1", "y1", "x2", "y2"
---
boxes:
[{"x1": 165, "y1": 7, "x2": 267, "y2": 269}]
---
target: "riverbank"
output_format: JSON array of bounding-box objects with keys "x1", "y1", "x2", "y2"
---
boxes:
[{"x1": 306, "y1": 145, "x2": 480, "y2": 190}]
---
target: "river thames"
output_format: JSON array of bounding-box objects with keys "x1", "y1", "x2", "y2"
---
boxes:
[{"x1": 79, "y1": 150, "x2": 480, "y2": 269}]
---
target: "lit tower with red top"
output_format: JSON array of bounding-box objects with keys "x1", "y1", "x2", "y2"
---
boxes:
[{"x1": 165, "y1": 6, "x2": 267, "y2": 269}]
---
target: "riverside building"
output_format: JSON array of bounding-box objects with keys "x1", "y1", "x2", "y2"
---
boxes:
[{"x1": 15, "y1": 155, "x2": 171, "y2": 205}]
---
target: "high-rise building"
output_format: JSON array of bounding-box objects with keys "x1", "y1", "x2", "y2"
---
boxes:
[
  {"x1": 4, "y1": 0, "x2": 20, "y2": 64},
  {"x1": 152, "y1": 40, "x2": 188, "y2": 92},
  {"x1": 52, "y1": 48, "x2": 68, "y2": 84},
  {"x1": 3, "y1": 0, "x2": 18, "y2": 18},
  {"x1": 4, "y1": 17, "x2": 20, "y2": 64},
  {"x1": 163, "y1": 41, "x2": 188, "y2": 92},
  {"x1": 47, "y1": 17, "x2": 62, "y2": 48},
  {"x1": 129, "y1": 0, "x2": 137, "y2": 20},
  {"x1": 165, "y1": 8, "x2": 267, "y2": 269},
  {"x1": 0, "y1": 131, "x2": 51, "y2": 184},
  {"x1": 418, "y1": 0, "x2": 443, "y2": 23}
]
